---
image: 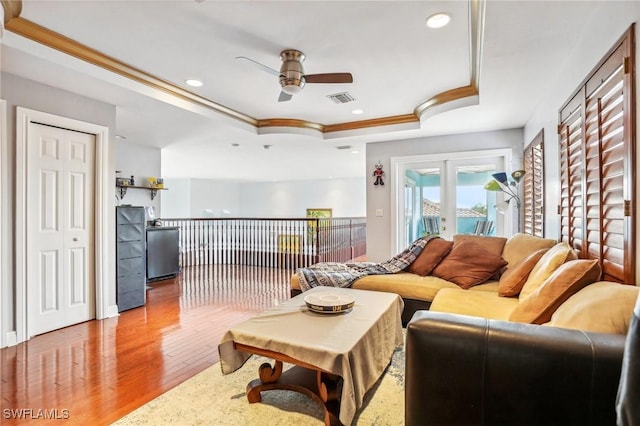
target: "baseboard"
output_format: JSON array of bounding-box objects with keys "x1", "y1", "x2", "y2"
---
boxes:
[
  {"x1": 105, "y1": 305, "x2": 120, "y2": 318},
  {"x1": 4, "y1": 331, "x2": 17, "y2": 347}
]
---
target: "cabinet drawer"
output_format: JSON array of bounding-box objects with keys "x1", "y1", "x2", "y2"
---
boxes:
[
  {"x1": 117, "y1": 207, "x2": 145, "y2": 225},
  {"x1": 117, "y1": 257, "x2": 145, "y2": 277},
  {"x1": 117, "y1": 241, "x2": 145, "y2": 259},
  {"x1": 117, "y1": 224, "x2": 145, "y2": 242},
  {"x1": 117, "y1": 289, "x2": 145, "y2": 312},
  {"x1": 117, "y1": 274, "x2": 145, "y2": 294}
]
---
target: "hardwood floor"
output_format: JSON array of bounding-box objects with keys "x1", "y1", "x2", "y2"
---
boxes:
[{"x1": 0, "y1": 265, "x2": 293, "y2": 425}]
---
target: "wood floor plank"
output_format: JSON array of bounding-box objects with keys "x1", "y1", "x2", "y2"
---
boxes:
[{"x1": 0, "y1": 265, "x2": 293, "y2": 425}]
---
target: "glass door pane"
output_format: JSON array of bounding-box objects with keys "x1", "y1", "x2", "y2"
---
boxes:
[
  {"x1": 419, "y1": 167, "x2": 444, "y2": 238},
  {"x1": 454, "y1": 164, "x2": 499, "y2": 236},
  {"x1": 403, "y1": 165, "x2": 445, "y2": 242}
]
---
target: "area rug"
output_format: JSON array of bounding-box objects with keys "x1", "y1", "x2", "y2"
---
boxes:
[{"x1": 113, "y1": 342, "x2": 404, "y2": 425}]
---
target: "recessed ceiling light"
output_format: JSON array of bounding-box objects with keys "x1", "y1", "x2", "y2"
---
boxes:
[
  {"x1": 352, "y1": 109, "x2": 364, "y2": 115},
  {"x1": 185, "y1": 79, "x2": 203, "y2": 87},
  {"x1": 351, "y1": 150, "x2": 360, "y2": 154},
  {"x1": 115, "y1": 135, "x2": 127, "y2": 140},
  {"x1": 426, "y1": 12, "x2": 451, "y2": 29}
]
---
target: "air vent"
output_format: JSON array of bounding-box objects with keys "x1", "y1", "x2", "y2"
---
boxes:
[
  {"x1": 327, "y1": 92, "x2": 356, "y2": 104},
  {"x1": 336, "y1": 145, "x2": 353, "y2": 150}
]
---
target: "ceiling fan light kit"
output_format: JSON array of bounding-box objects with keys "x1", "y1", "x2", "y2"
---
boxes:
[{"x1": 279, "y1": 49, "x2": 306, "y2": 95}]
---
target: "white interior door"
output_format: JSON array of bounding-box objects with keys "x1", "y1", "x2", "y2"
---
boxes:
[{"x1": 27, "y1": 123, "x2": 95, "y2": 337}]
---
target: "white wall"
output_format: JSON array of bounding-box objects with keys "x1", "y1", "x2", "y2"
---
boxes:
[
  {"x1": 524, "y1": 1, "x2": 640, "y2": 242},
  {"x1": 0, "y1": 72, "x2": 117, "y2": 346},
  {"x1": 160, "y1": 178, "x2": 241, "y2": 218},
  {"x1": 191, "y1": 179, "x2": 241, "y2": 217},
  {"x1": 239, "y1": 178, "x2": 365, "y2": 218},
  {"x1": 160, "y1": 177, "x2": 366, "y2": 218},
  {"x1": 115, "y1": 141, "x2": 162, "y2": 215},
  {"x1": 160, "y1": 178, "x2": 191, "y2": 218},
  {"x1": 366, "y1": 128, "x2": 523, "y2": 262}
]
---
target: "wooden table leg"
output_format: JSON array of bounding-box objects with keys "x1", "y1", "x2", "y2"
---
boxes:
[{"x1": 245, "y1": 360, "x2": 343, "y2": 426}]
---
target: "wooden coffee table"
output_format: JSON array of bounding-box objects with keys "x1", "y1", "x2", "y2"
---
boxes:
[{"x1": 218, "y1": 287, "x2": 404, "y2": 426}]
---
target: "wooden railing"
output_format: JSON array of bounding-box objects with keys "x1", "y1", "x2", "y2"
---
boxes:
[{"x1": 161, "y1": 217, "x2": 366, "y2": 269}]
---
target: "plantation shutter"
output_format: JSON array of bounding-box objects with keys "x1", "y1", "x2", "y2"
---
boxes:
[
  {"x1": 558, "y1": 93, "x2": 584, "y2": 254},
  {"x1": 557, "y1": 26, "x2": 635, "y2": 284},
  {"x1": 523, "y1": 131, "x2": 544, "y2": 237},
  {"x1": 584, "y1": 42, "x2": 628, "y2": 282}
]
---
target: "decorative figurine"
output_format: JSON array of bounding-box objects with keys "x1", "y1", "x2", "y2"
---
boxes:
[{"x1": 373, "y1": 162, "x2": 385, "y2": 186}]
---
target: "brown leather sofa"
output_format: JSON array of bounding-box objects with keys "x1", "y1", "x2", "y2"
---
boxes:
[
  {"x1": 617, "y1": 291, "x2": 640, "y2": 425},
  {"x1": 405, "y1": 309, "x2": 634, "y2": 426}
]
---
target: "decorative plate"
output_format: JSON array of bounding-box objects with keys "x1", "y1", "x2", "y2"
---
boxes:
[{"x1": 304, "y1": 292, "x2": 355, "y2": 314}]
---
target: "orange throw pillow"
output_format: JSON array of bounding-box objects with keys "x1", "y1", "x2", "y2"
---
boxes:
[
  {"x1": 498, "y1": 248, "x2": 549, "y2": 297},
  {"x1": 431, "y1": 240, "x2": 508, "y2": 289},
  {"x1": 509, "y1": 259, "x2": 602, "y2": 324},
  {"x1": 406, "y1": 238, "x2": 454, "y2": 276}
]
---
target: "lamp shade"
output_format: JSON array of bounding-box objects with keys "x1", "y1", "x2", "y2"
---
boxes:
[
  {"x1": 511, "y1": 170, "x2": 526, "y2": 183},
  {"x1": 484, "y1": 180, "x2": 502, "y2": 191},
  {"x1": 494, "y1": 201, "x2": 510, "y2": 214},
  {"x1": 492, "y1": 172, "x2": 509, "y2": 184}
]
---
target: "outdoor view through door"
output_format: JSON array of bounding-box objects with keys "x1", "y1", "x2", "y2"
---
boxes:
[{"x1": 401, "y1": 155, "x2": 508, "y2": 250}]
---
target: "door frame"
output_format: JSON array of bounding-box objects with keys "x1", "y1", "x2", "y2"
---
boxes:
[
  {"x1": 0, "y1": 100, "x2": 5, "y2": 348},
  {"x1": 16, "y1": 107, "x2": 113, "y2": 343},
  {"x1": 390, "y1": 148, "x2": 513, "y2": 254}
]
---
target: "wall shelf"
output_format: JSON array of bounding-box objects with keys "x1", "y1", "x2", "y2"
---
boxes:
[{"x1": 117, "y1": 185, "x2": 167, "y2": 200}]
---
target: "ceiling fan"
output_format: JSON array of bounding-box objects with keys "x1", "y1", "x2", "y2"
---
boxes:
[{"x1": 236, "y1": 49, "x2": 353, "y2": 102}]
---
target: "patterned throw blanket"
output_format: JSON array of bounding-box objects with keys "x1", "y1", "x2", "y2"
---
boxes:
[{"x1": 296, "y1": 235, "x2": 435, "y2": 292}]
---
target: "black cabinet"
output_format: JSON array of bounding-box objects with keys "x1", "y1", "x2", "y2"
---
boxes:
[
  {"x1": 146, "y1": 227, "x2": 180, "y2": 280},
  {"x1": 116, "y1": 206, "x2": 146, "y2": 312}
]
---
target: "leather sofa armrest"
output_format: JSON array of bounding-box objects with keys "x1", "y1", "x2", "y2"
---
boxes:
[{"x1": 406, "y1": 311, "x2": 626, "y2": 426}]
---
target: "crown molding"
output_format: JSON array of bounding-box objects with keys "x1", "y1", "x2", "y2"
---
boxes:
[
  {"x1": 1, "y1": 0, "x2": 21, "y2": 24},
  {"x1": 2, "y1": 0, "x2": 486, "y2": 138},
  {"x1": 3, "y1": 9, "x2": 256, "y2": 127}
]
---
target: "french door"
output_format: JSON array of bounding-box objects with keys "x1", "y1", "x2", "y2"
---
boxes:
[{"x1": 392, "y1": 150, "x2": 510, "y2": 253}]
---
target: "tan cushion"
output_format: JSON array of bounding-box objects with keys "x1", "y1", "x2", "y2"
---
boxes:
[
  {"x1": 430, "y1": 288, "x2": 519, "y2": 320},
  {"x1": 501, "y1": 233, "x2": 557, "y2": 268},
  {"x1": 453, "y1": 234, "x2": 507, "y2": 257},
  {"x1": 292, "y1": 271, "x2": 460, "y2": 302},
  {"x1": 509, "y1": 259, "x2": 601, "y2": 324},
  {"x1": 469, "y1": 281, "x2": 500, "y2": 293},
  {"x1": 498, "y1": 248, "x2": 549, "y2": 297},
  {"x1": 406, "y1": 237, "x2": 453, "y2": 276},
  {"x1": 351, "y1": 273, "x2": 458, "y2": 301},
  {"x1": 546, "y1": 281, "x2": 640, "y2": 334},
  {"x1": 431, "y1": 240, "x2": 508, "y2": 289},
  {"x1": 519, "y1": 242, "x2": 577, "y2": 301},
  {"x1": 291, "y1": 273, "x2": 303, "y2": 290}
]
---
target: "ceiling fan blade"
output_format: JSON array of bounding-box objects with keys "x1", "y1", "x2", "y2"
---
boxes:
[
  {"x1": 304, "y1": 73, "x2": 353, "y2": 84},
  {"x1": 278, "y1": 91, "x2": 293, "y2": 102},
  {"x1": 235, "y1": 56, "x2": 281, "y2": 77}
]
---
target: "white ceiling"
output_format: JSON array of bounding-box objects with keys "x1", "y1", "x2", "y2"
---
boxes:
[{"x1": 1, "y1": 0, "x2": 604, "y2": 182}]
